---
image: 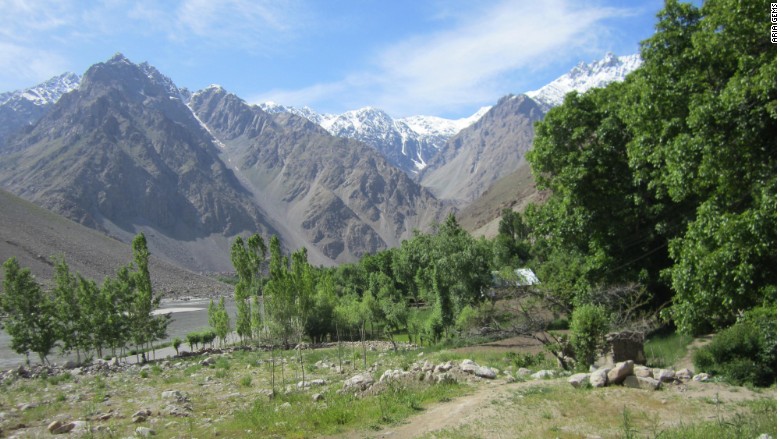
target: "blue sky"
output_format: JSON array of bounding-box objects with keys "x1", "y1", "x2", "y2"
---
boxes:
[{"x1": 0, "y1": 0, "x2": 663, "y2": 118}]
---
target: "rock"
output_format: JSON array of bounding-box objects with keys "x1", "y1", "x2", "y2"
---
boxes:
[
  {"x1": 590, "y1": 368, "x2": 609, "y2": 388},
  {"x1": 312, "y1": 393, "x2": 324, "y2": 402},
  {"x1": 516, "y1": 367, "x2": 532, "y2": 378},
  {"x1": 531, "y1": 369, "x2": 556, "y2": 380},
  {"x1": 275, "y1": 402, "x2": 292, "y2": 412},
  {"x1": 343, "y1": 373, "x2": 374, "y2": 391},
  {"x1": 607, "y1": 361, "x2": 634, "y2": 385},
  {"x1": 62, "y1": 360, "x2": 79, "y2": 369},
  {"x1": 475, "y1": 366, "x2": 497, "y2": 379},
  {"x1": 675, "y1": 368, "x2": 693, "y2": 381},
  {"x1": 459, "y1": 359, "x2": 478, "y2": 374},
  {"x1": 435, "y1": 372, "x2": 457, "y2": 384},
  {"x1": 434, "y1": 361, "x2": 453, "y2": 373},
  {"x1": 133, "y1": 415, "x2": 147, "y2": 423},
  {"x1": 132, "y1": 409, "x2": 152, "y2": 418},
  {"x1": 653, "y1": 368, "x2": 676, "y2": 383},
  {"x1": 623, "y1": 375, "x2": 661, "y2": 390},
  {"x1": 693, "y1": 373, "x2": 710, "y2": 382},
  {"x1": 568, "y1": 373, "x2": 591, "y2": 388},
  {"x1": 633, "y1": 365, "x2": 653, "y2": 378},
  {"x1": 48, "y1": 420, "x2": 74, "y2": 434},
  {"x1": 135, "y1": 426, "x2": 156, "y2": 437},
  {"x1": 161, "y1": 390, "x2": 187, "y2": 402},
  {"x1": 200, "y1": 357, "x2": 215, "y2": 367}
]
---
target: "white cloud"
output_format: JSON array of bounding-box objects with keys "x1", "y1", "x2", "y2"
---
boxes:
[
  {"x1": 171, "y1": 0, "x2": 306, "y2": 52},
  {"x1": 0, "y1": 42, "x2": 70, "y2": 89},
  {"x1": 257, "y1": 0, "x2": 631, "y2": 117}
]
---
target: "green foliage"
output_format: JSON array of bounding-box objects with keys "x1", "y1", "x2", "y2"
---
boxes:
[
  {"x1": 644, "y1": 331, "x2": 693, "y2": 368},
  {"x1": 524, "y1": 0, "x2": 776, "y2": 332},
  {"x1": 693, "y1": 306, "x2": 776, "y2": 387},
  {"x1": 208, "y1": 297, "x2": 231, "y2": 346},
  {"x1": 172, "y1": 337, "x2": 182, "y2": 355},
  {"x1": 1, "y1": 257, "x2": 59, "y2": 363},
  {"x1": 569, "y1": 304, "x2": 610, "y2": 369}
]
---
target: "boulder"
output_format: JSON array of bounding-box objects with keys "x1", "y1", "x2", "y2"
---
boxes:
[
  {"x1": 135, "y1": 426, "x2": 156, "y2": 437},
  {"x1": 607, "y1": 361, "x2": 634, "y2": 385},
  {"x1": 693, "y1": 373, "x2": 710, "y2": 382},
  {"x1": 343, "y1": 373, "x2": 374, "y2": 391},
  {"x1": 589, "y1": 368, "x2": 609, "y2": 388},
  {"x1": 675, "y1": 368, "x2": 693, "y2": 381},
  {"x1": 653, "y1": 368, "x2": 676, "y2": 383},
  {"x1": 568, "y1": 373, "x2": 591, "y2": 388},
  {"x1": 531, "y1": 369, "x2": 556, "y2": 380},
  {"x1": 623, "y1": 375, "x2": 661, "y2": 390},
  {"x1": 516, "y1": 367, "x2": 532, "y2": 378},
  {"x1": 475, "y1": 366, "x2": 497, "y2": 379},
  {"x1": 459, "y1": 359, "x2": 478, "y2": 374},
  {"x1": 48, "y1": 420, "x2": 74, "y2": 434},
  {"x1": 633, "y1": 365, "x2": 653, "y2": 378}
]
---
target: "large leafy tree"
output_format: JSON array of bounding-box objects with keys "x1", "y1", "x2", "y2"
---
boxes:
[
  {"x1": 525, "y1": 0, "x2": 776, "y2": 333},
  {"x1": 0, "y1": 258, "x2": 58, "y2": 364}
]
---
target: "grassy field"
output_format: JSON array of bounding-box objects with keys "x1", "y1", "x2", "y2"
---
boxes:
[{"x1": 0, "y1": 336, "x2": 775, "y2": 438}]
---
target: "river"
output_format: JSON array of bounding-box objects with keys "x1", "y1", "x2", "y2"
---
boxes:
[{"x1": 0, "y1": 297, "x2": 236, "y2": 369}]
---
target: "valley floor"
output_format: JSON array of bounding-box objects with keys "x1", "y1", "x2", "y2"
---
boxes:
[{"x1": 0, "y1": 338, "x2": 774, "y2": 438}]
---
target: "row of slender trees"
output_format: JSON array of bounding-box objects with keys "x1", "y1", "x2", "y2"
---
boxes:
[{"x1": 0, "y1": 234, "x2": 170, "y2": 364}]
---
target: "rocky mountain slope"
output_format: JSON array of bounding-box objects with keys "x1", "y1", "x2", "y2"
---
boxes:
[
  {"x1": 0, "y1": 54, "x2": 278, "y2": 272},
  {"x1": 0, "y1": 72, "x2": 80, "y2": 149},
  {"x1": 0, "y1": 54, "x2": 446, "y2": 271},
  {"x1": 261, "y1": 102, "x2": 488, "y2": 176},
  {"x1": 192, "y1": 87, "x2": 448, "y2": 264},
  {"x1": 0, "y1": 189, "x2": 231, "y2": 297},
  {"x1": 419, "y1": 94, "x2": 545, "y2": 206}
]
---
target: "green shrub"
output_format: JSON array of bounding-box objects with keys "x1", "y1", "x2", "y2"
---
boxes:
[
  {"x1": 693, "y1": 305, "x2": 776, "y2": 387},
  {"x1": 570, "y1": 304, "x2": 610, "y2": 369}
]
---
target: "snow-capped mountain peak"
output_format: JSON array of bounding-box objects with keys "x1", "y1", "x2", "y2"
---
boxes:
[
  {"x1": 526, "y1": 52, "x2": 641, "y2": 107},
  {"x1": 0, "y1": 72, "x2": 81, "y2": 107}
]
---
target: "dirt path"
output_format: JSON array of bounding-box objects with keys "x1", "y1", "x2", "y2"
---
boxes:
[{"x1": 332, "y1": 335, "x2": 772, "y2": 439}]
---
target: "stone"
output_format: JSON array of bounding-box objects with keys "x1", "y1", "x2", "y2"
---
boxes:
[
  {"x1": 312, "y1": 393, "x2": 324, "y2": 402},
  {"x1": 633, "y1": 365, "x2": 653, "y2": 378},
  {"x1": 275, "y1": 402, "x2": 292, "y2": 412},
  {"x1": 607, "y1": 361, "x2": 634, "y2": 385},
  {"x1": 589, "y1": 368, "x2": 609, "y2": 388},
  {"x1": 435, "y1": 372, "x2": 457, "y2": 384},
  {"x1": 135, "y1": 426, "x2": 156, "y2": 437},
  {"x1": 675, "y1": 368, "x2": 693, "y2": 381},
  {"x1": 693, "y1": 373, "x2": 710, "y2": 382},
  {"x1": 653, "y1": 368, "x2": 676, "y2": 383},
  {"x1": 133, "y1": 415, "x2": 147, "y2": 423},
  {"x1": 623, "y1": 375, "x2": 661, "y2": 390},
  {"x1": 516, "y1": 367, "x2": 532, "y2": 378},
  {"x1": 161, "y1": 390, "x2": 187, "y2": 401},
  {"x1": 568, "y1": 373, "x2": 591, "y2": 388},
  {"x1": 531, "y1": 369, "x2": 556, "y2": 380},
  {"x1": 343, "y1": 373, "x2": 374, "y2": 391},
  {"x1": 475, "y1": 366, "x2": 497, "y2": 379},
  {"x1": 459, "y1": 359, "x2": 478, "y2": 374},
  {"x1": 48, "y1": 420, "x2": 74, "y2": 434}
]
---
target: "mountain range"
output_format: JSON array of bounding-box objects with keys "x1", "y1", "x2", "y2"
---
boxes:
[{"x1": 0, "y1": 52, "x2": 640, "y2": 278}]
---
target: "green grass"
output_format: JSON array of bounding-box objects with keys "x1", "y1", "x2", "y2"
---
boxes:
[
  {"x1": 645, "y1": 331, "x2": 693, "y2": 368},
  {"x1": 653, "y1": 399, "x2": 776, "y2": 438},
  {"x1": 222, "y1": 380, "x2": 465, "y2": 437}
]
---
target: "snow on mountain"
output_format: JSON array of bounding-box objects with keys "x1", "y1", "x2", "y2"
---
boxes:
[
  {"x1": 526, "y1": 52, "x2": 642, "y2": 108},
  {"x1": 139, "y1": 62, "x2": 191, "y2": 102},
  {"x1": 0, "y1": 72, "x2": 81, "y2": 107},
  {"x1": 400, "y1": 106, "x2": 491, "y2": 138},
  {"x1": 259, "y1": 102, "x2": 491, "y2": 175}
]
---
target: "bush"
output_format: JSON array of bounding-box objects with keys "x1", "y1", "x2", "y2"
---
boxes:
[
  {"x1": 570, "y1": 304, "x2": 610, "y2": 369},
  {"x1": 693, "y1": 305, "x2": 776, "y2": 387}
]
